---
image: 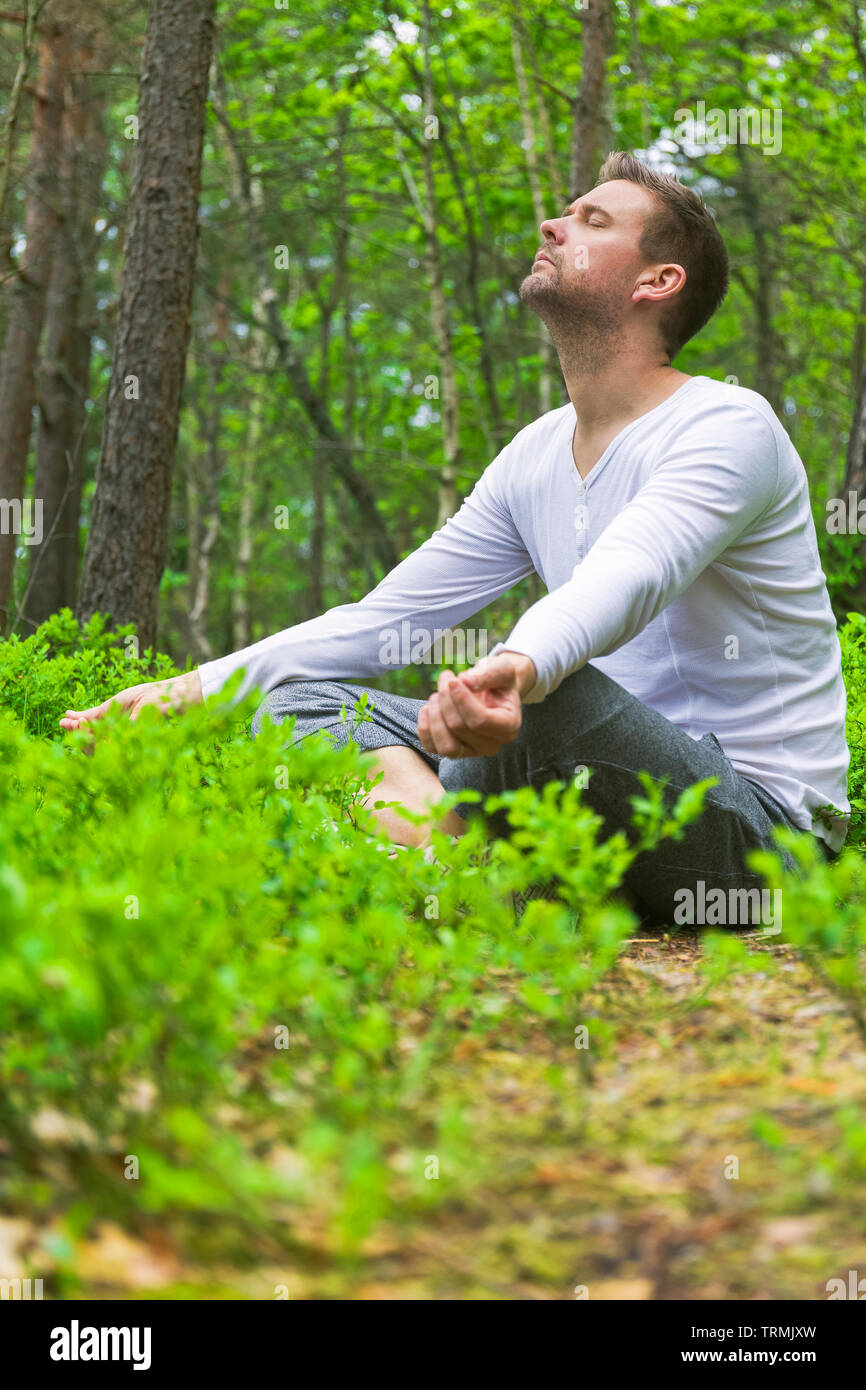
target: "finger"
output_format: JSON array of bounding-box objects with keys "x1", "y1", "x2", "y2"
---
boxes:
[
  {"x1": 62, "y1": 699, "x2": 112, "y2": 723},
  {"x1": 435, "y1": 675, "x2": 497, "y2": 754},
  {"x1": 445, "y1": 677, "x2": 488, "y2": 728},
  {"x1": 444, "y1": 679, "x2": 507, "y2": 754},
  {"x1": 60, "y1": 713, "x2": 102, "y2": 730},
  {"x1": 418, "y1": 702, "x2": 435, "y2": 754},
  {"x1": 427, "y1": 693, "x2": 463, "y2": 757},
  {"x1": 435, "y1": 670, "x2": 473, "y2": 742}
]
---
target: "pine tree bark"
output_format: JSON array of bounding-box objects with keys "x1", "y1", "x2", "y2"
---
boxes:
[
  {"x1": 0, "y1": 19, "x2": 65, "y2": 627},
  {"x1": 76, "y1": 0, "x2": 216, "y2": 653}
]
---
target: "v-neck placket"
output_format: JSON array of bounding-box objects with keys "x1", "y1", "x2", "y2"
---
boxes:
[{"x1": 566, "y1": 376, "x2": 704, "y2": 564}]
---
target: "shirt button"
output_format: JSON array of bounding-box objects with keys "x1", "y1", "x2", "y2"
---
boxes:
[{"x1": 574, "y1": 511, "x2": 586, "y2": 532}]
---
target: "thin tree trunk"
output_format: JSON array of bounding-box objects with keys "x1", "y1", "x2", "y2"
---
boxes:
[
  {"x1": 735, "y1": 144, "x2": 781, "y2": 417},
  {"x1": 844, "y1": 364, "x2": 866, "y2": 499},
  {"x1": 512, "y1": 12, "x2": 556, "y2": 415},
  {"x1": 186, "y1": 339, "x2": 222, "y2": 663},
  {"x1": 627, "y1": 0, "x2": 652, "y2": 151},
  {"x1": 0, "y1": 19, "x2": 65, "y2": 627},
  {"x1": 24, "y1": 35, "x2": 106, "y2": 629},
  {"x1": 231, "y1": 326, "x2": 265, "y2": 651},
  {"x1": 390, "y1": 24, "x2": 504, "y2": 455},
  {"x1": 77, "y1": 0, "x2": 216, "y2": 653},
  {"x1": 395, "y1": 1, "x2": 459, "y2": 526},
  {"x1": 210, "y1": 72, "x2": 396, "y2": 575},
  {"x1": 569, "y1": 0, "x2": 611, "y2": 198},
  {"x1": 308, "y1": 443, "x2": 325, "y2": 619},
  {"x1": 843, "y1": 275, "x2": 866, "y2": 499},
  {"x1": 0, "y1": 0, "x2": 39, "y2": 274},
  {"x1": 525, "y1": 16, "x2": 564, "y2": 209}
]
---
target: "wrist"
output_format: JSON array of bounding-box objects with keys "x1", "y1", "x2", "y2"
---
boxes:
[
  {"x1": 176, "y1": 670, "x2": 203, "y2": 707},
  {"x1": 500, "y1": 650, "x2": 537, "y2": 698}
]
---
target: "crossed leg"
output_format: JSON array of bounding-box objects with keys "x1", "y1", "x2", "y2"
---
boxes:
[{"x1": 252, "y1": 666, "x2": 801, "y2": 921}]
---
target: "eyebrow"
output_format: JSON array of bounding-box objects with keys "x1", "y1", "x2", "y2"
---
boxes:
[{"x1": 561, "y1": 201, "x2": 613, "y2": 222}]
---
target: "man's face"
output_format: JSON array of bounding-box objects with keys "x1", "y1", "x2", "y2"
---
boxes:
[{"x1": 519, "y1": 179, "x2": 661, "y2": 337}]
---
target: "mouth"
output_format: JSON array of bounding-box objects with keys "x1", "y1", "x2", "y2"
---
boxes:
[{"x1": 534, "y1": 252, "x2": 554, "y2": 267}]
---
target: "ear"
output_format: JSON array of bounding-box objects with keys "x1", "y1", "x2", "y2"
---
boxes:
[{"x1": 632, "y1": 263, "x2": 686, "y2": 306}]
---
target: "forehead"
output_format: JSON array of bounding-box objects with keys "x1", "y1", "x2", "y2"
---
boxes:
[{"x1": 569, "y1": 179, "x2": 657, "y2": 226}]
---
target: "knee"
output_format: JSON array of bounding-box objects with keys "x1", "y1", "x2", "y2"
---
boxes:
[{"x1": 251, "y1": 679, "x2": 358, "y2": 739}]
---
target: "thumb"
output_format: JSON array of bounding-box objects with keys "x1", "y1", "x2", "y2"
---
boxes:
[{"x1": 460, "y1": 655, "x2": 518, "y2": 692}]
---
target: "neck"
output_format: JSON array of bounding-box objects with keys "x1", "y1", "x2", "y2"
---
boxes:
[{"x1": 549, "y1": 326, "x2": 690, "y2": 439}]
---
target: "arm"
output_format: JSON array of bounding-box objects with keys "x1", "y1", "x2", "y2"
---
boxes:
[
  {"x1": 488, "y1": 404, "x2": 781, "y2": 702},
  {"x1": 195, "y1": 446, "x2": 534, "y2": 707},
  {"x1": 60, "y1": 446, "x2": 535, "y2": 729},
  {"x1": 420, "y1": 405, "x2": 781, "y2": 757}
]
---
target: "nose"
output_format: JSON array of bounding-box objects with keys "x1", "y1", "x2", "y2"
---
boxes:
[{"x1": 539, "y1": 214, "x2": 565, "y2": 245}]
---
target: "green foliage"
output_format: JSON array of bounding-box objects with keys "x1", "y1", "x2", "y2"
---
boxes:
[
  {"x1": 0, "y1": 617, "x2": 723, "y2": 1273},
  {"x1": 840, "y1": 612, "x2": 866, "y2": 848},
  {"x1": 751, "y1": 829, "x2": 866, "y2": 1047},
  {"x1": 1, "y1": 617, "x2": 865, "y2": 1289},
  {"x1": 0, "y1": 610, "x2": 178, "y2": 740}
]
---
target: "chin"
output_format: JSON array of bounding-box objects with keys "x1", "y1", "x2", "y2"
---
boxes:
[
  {"x1": 519, "y1": 270, "x2": 548, "y2": 296},
  {"x1": 519, "y1": 274, "x2": 556, "y2": 309}
]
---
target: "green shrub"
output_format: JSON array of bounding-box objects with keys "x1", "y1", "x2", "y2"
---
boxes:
[
  {"x1": 1, "y1": 613, "x2": 863, "y2": 1287},
  {"x1": 840, "y1": 612, "x2": 866, "y2": 849},
  {"x1": 0, "y1": 617, "x2": 718, "y2": 1277},
  {"x1": 0, "y1": 608, "x2": 178, "y2": 740}
]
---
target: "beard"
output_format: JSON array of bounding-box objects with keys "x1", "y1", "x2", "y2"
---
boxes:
[{"x1": 519, "y1": 260, "x2": 627, "y2": 373}]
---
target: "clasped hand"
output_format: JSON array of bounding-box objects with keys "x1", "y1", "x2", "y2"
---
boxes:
[{"x1": 417, "y1": 651, "x2": 536, "y2": 759}]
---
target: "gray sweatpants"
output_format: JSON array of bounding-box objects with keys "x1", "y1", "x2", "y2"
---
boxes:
[{"x1": 251, "y1": 664, "x2": 814, "y2": 923}]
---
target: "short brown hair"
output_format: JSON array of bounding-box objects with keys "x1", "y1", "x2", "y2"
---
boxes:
[{"x1": 596, "y1": 151, "x2": 729, "y2": 357}]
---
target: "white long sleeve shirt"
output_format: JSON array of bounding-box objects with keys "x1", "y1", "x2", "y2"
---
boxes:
[{"x1": 198, "y1": 376, "x2": 850, "y2": 852}]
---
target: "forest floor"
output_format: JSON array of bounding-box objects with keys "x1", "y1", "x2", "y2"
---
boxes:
[{"x1": 42, "y1": 929, "x2": 865, "y2": 1302}]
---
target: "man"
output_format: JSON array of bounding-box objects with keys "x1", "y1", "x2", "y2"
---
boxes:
[{"x1": 61, "y1": 152, "x2": 850, "y2": 922}]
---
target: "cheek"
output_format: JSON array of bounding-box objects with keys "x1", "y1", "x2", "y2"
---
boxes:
[{"x1": 562, "y1": 240, "x2": 598, "y2": 280}]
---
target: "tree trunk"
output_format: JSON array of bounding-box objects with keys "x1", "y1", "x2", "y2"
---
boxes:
[
  {"x1": 512, "y1": 13, "x2": 556, "y2": 416},
  {"x1": 77, "y1": 0, "x2": 216, "y2": 654},
  {"x1": 23, "y1": 37, "x2": 107, "y2": 630},
  {"x1": 231, "y1": 327, "x2": 265, "y2": 651},
  {"x1": 524, "y1": 16, "x2": 563, "y2": 210},
  {"x1": 211, "y1": 73, "x2": 396, "y2": 575},
  {"x1": 0, "y1": 0, "x2": 40, "y2": 271},
  {"x1": 390, "y1": 21, "x2": 505, "y2": 454},
  {"x1": 396, "y1": 0, "x2": 459, "y2": 527},
  {"x1": 186, "y1": 338, "x2": 222, "y2": 663},
  {"x1": 569, "y1": 0, "x2": 611, "y2": 198},
  {"x1": 0, "y1": 20, "x2": 65, "y2": 627},
  {"x1": 735, "y1": 144, "x2": 781, "y2": 418}
]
